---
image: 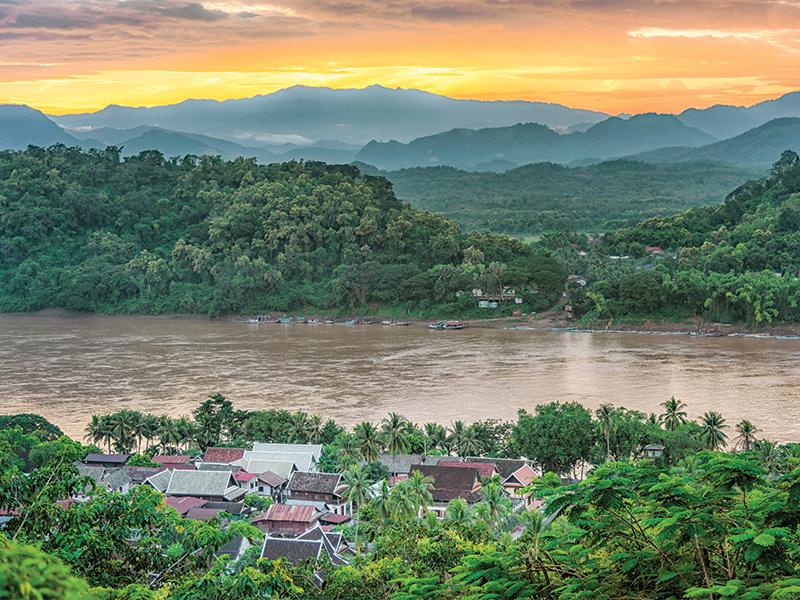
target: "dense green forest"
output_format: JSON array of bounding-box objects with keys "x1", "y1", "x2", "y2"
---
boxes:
[
  {"x1": 369, "y1": 160, "x2": 758, "y2": 234},
  {"x1": 0, "y1": 145, "x2": 566, "y2": 317},
  {"x1": 1, "y1": 397, "x2": 799, "y2": 599},
  {"x1": 545, "y1": 151, "x2": 800, "y2": 325}
]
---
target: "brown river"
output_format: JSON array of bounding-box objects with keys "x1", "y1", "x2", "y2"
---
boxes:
[{"x1": 1, "y1": 312, "x2": 799, "y2": 442}]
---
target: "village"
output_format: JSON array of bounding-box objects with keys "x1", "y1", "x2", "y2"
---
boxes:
[{"x1": 72, "y1": 442, "x2": 541, "y2": 571}]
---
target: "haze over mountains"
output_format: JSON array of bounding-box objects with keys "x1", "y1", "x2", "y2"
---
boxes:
[
  {"x1": 2, "y1": 85, "x2": 800, "y2": 174},
  {"x1": 52, "y1": 85, "x2": 609, "y2": 145}
]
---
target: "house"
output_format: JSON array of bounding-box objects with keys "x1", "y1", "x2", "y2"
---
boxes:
[
  {"x1": 156, "y1": 470, "x2": 245, "y2": 501},
  {"x1": 375, "y1": 454, "x2": 443, "y2": 477},
  {"x1": 645, "y1": 246, "x2": 664, "y2": 254},
  {"x1": 234, "y1": 471, "x2": 259, "y2": 494},
  {"x1": 261, "y1": 524, "x2": 348, "y2": 566},
  {"x1": 234, "y1": 459, "x2": 298, "y2": 481},
  {"x1": 463, "y1": 457, "x2": 532, "y2": 480},
  {"x1": 252, "y1": 503, "x2": 319, "y2": 536},
  {"x1": 251, "y1": 443, "x2": 323, "y2": 463},
  {"x1": 152, "y1": 455, "x2": 193, "y2": 466},
  {"x1": 202, "y1": 447, "x2": 246, "y2": 464},
  {"x1": 165, "y1": 496, "x2": 208, "y2": 517},
  {"x1": 83, "y1": 454, "x2": 130, "y2": 468},
  {"x1": 501, "y1": 464, "x2": 539, "y2": 510},
  {"x1": 144, "y1": 469, "x2": 173, "y2": 493},
  {"x1": 233, "y1": 451, "x2": 313, "y2": 474},
  {"x1": 257, "y1": 471, "x2": 288, "y2": 502},
  {"x1": 74, "y1": 464, "x2": 132, "y2": 496},
  {"x1": 217, "y1": 535, "x2": 251, "y2": 562},
  {"x1": 410, "y1": 464, "x2": 482, "y2": 517},
  {"x1": 123, "y1": 466, "x2": 166, "y2": 485},
  {"x1": 287, "y1": 472, "x2": 349, "y2": 515},
  {"x1": 438, "y1": 460, "x2": 497, "y2": 480}
]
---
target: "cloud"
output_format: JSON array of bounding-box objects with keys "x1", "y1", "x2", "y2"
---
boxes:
[
  {"x1": 629, "y1": 27, "x2": 779, "y2": 41},
  {"x1": 122, "y1": 1, "x2": 228, "y2": 21}
]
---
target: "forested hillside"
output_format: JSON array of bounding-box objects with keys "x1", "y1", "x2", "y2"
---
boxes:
[
  {"x1": 0, "y1": 146, "x2": 565, "y2": 316},
  {"x1": 371, "y1": 160, "x2": 758, "y2": 233},
  {"x1": 559, "y1": 151, "x2": 800, "y2": 325}
]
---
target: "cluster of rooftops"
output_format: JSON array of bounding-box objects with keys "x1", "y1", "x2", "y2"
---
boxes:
[{"x1": 74, "y1": 444, "x2": 539, "y2": 567}]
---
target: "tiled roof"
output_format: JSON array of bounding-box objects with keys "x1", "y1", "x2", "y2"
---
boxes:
[
  {"x1": 123, "y1": 466, "x2": 166, "y2": 484},
  {"x1": 261, "y1": 537, "x2": 322, "y2": 564},
  {"x1": 251, "y1": 443, "x2": 323, "y2": 461},
  {"x1": 254, "y1": 503, "x2": 317, "y2": 524},
  {"x1": 438, "y1": 461, "x2": 496, "y2": 479},
  {"x1": 153, "y1": 455, "x2": 192, "y2": 465},
  {"x1": 103, "y1": 469, "x2": 132, "y2": 489},
  {"x1": 165, "y1": 470, "x2": 238, "y2": 497},
  {"x1": 204, "y1": 501, "x2": 245, "y2": 515},
  {"x1": 145, "y1": 469, "x2": 172, "y2": 492},
  {"x1": 504, "y1": 464, "x2": 537, "y2": 487},
  {"x1": 185, "y1": 507, "x2": 226, "y2": 521},
  {"x1": 234, "y1": 472, "x2": 257, "y2": 482},
  {"x1": 75, "y1": 464, "x2": 105, "y2": 483},
  {"x1": 258, "y1": 471, "x2": 287, "y2": 488},
  {"x1": 236, "y1": 460, "x2": 297, "y2": 480},
  {"x1": 289, "y1": 472, "x2": 343, "y2": 495},
  {"x1": 376, "y1": 454, "x2": 442, "y2": 474},
  {"x1": 464, "y1": 457, "x2": 530, "y2": 479},
  {"x1": 235, "y1": 451, "x2": 313, "y2": 473},
  {"x1": 165, "y1": 496, "x2": 207, "y2": 516},
  {"x1": 411, "y1": 464, "x2": 482, "y2": 503},
  {"x1": 84, "y1": 453, "x2": 130, "y2": 465},
  {"x1": 203, "y1": 447, "x2": 246, "y2": 464}
]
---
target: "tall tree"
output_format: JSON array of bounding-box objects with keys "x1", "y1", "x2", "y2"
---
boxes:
[
  {"x1": 699, "y1": 411, "x2": 728, "y2": 450},
  {"x1": 659, "y1": 396, "x2": 688, "y2": 432}
]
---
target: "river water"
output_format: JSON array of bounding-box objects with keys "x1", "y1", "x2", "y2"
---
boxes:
[{"x1": 1, "y1": 312, "x2": 799, "y2": 442}]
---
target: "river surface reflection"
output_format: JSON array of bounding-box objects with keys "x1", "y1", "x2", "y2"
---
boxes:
[{"x1": 1, "y1": 313, "x2": 798, "y2": 442}]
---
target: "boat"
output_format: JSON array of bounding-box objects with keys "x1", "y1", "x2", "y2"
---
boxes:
[
  {"x1": 381, "y1": 320, "x2": 393, "y2": 326},
  {"x1": 343, "y1": 319, "x2": 357, "y2": 326},
  {"x1": 428, "y1": 321, "x2": 446, "y2": 330},
  {"x1": 278, "y1": 317, "x2": 293, "y2": 324},
  {"x1": 395, "y1": 321, "x2": 410, "y2": 326},
  {"x1": 429, "y1": 320, "x2": 466, "y2": 330}
]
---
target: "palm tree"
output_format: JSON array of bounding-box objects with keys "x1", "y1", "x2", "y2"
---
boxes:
[
  {"x1": 288, "y1": 412, "x2": 311, "y2": 443},
  {"x1": 448, "y1": 420, "x2": 468, "y2": 455},
  {"x1": 174, "y1": 417, "x2": 195, "y2": 451},
  {"x1": 85, "y1": 415, "x2": 107, "y2": 450},
  {"x1": 477, "y1": 479, "x2": 512, "y2": 531},
  {"x1": 660, "y1": 397, "x2": 688, "y2": 432},
  {"x1": 458, "y1": 425, "x2": 481, "y2": 458},
  {"x1": 445, "y1": 498, "x2": 470, "y2": 525},
  {"x1": 754, "y1": 440, "x2": 782, "y2": 475},
  {"x1": 734, "y1": 420, "x2": 759, "y2": 451},
  {"x1": 370, "y1": 479, "x2": 393, "y2": 521},
  {"x1": 342, "y1": 466, "x2": 371, "y2": 553},
  {"x1": 423, "y1": 423, "x2": 447, "y2": 455},
  {"x1": 107, "y1": 411, "x2": 138, "y2": 453},
  {"x1": 381, "y1": 413, "x2": 411, "y2": 457},
  {"x1": 699, "y1": 411, "x2": 728, "y2": 450},
  {"x1": 404, "y1": 469, "x2": 434, "y2": 515},
  {"x1": 596, "y1": 404, "x2": 616, "y2": 462},
  {"x1": 139, "y1": 414, "x2": 161, "y2": 453},
  {"x1": 354, "y1": 421, "x2": 381, "y2": 463},
  {"x1": 307, "y1": 414, "x2": 323, "y2": 444},
  {"x1": 336, "y1": 434, "x2": 362, "y2": 471},
  {"x1": 158, "y1": 417, "x2": 182, "y2": 453}
]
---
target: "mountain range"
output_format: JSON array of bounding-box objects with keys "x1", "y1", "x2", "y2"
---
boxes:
[
  {"x1": 3, "y1": 86, "x2": 800, "y2": 172},
  {"x1": 355, "y1": 114, "x2": 716, "y2": 170},
  {"x1": 51, "y1": 84, "x2": 609, "y2": 145}
]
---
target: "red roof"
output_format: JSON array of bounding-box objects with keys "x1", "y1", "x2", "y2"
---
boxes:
[
  {"x1": 166, "y1": 496, "x2": 207, "y2": 516},
  {"x1": 645, "y1": 246, "x2": 664, "y2": 253},
  {"x1": 438, "y1": 461, "x2": 496, "y2": 479},
  {"x1": 234, "y1": 472, "x2": 257, "y2": 482},
  {"x1": 253, "y1": 503, "x2": 317, "y2": 524},
  {"x1": 319, "y1": 513, "x2": 351, "y2": 524},
  {"x1": 203, "y1": 447, "x2": 246, "y2": 464},
  {"x1": 504, "y1": 464, "x2": 537, "y2": 487},
  {"x1": 153, "y1": 455, "x2": 192, "y2": 465},
  {"x1": 185, "y1": 507, "x2": 225, "y2": 521}
]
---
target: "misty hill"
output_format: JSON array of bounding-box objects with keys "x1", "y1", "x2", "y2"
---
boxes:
[
  {"x1": 50, "y1": 85, "x2": 609, "y2": 145},
  {"x1": 631, "y1": 118, "x2": 800, "y2": 167},
  {"x1": 678, "y1": 91, "x2": 800, "y2": 139},
  {"x1": 356, "y1": 114, "x2": 716, "y2": 170},
  {"x1": 0, "y1": 105, "x2": 86, "y2": 149},
  {"x1": 364, "y1": 159, "x2": 758, "y2": 233}
]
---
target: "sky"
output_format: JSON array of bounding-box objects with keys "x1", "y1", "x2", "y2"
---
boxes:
[{"x1": 0, "y1": 0, "x2": 798, "y2": 115}]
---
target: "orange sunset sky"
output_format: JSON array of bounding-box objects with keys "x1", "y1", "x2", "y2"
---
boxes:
[{"x1": 0, "y1": 0, "x2": 798, "y2": 115}]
